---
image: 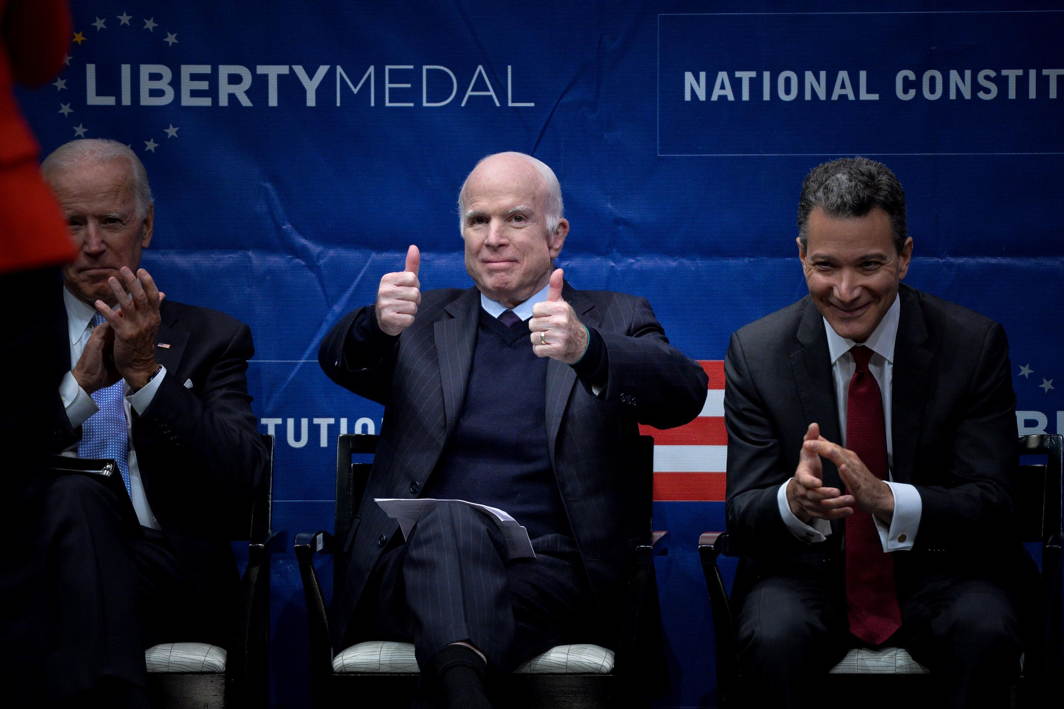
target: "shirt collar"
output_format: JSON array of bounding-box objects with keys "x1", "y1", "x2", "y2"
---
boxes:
[
  {"x1": 823, "y1": 295, "x2": 900, "y2": 365},
  {"x1": 479, "y1": 282, "x2": 551, "y2": 322},
  {"x1": 64, "y1": 286, "x2": 98, "y2": 345}
]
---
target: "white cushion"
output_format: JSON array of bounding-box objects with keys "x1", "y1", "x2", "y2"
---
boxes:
[
  {"x1": 145, "y1": 642, "x2": 227, "y2": 673},
  {"x1": 332, "y1": 641, "x2": 615, "y2": 675},
  {"x1": 333, "y1": 641, "x2": 420, "y2": 673},
  {"x1": 514, "y1": 644, "x2": 615, "y2": 674},
  {"x1": 829, "y1": 647, "x2": 929, "y2": 675}
]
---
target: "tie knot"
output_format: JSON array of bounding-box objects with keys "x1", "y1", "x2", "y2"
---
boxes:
[
  {"x1": 498, "y1": 310, "x2": 520, "y2": 328},
  {"x1": 850, "y1": 345, "x2": 873, "y2": 372}
]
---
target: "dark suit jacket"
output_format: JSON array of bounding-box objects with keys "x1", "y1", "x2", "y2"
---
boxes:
[
  {"x1": 724, "y1": 284, "x2": 1019, "y2": 591},
  {"x1": 319, "y1": 284, "x2": 707, "y2": 638},
  {"x1": 58, "y1": 298, "x2": 267, "y2": 539}
]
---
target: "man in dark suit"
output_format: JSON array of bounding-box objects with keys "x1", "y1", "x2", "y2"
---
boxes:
[
  {"x1": 320, "y1": 151, "x2": 707, "y2": 708},
  {"x1": 3, "y1": 139, "x2": 267, "y2": 708},
  {"x1": 724, "y1": 157, "x2": 1024, "y2": 708}
]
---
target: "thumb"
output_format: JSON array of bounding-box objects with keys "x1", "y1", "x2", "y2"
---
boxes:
[
  {"x1": 547, "y1": 268, "x2": 564, "y2": 302},
  {"x1": 803, "y1": 422, "x2": 820, "y2": 443},
  {"x1": 404, "y1": 244, "x2": 420, "y2": 275}
]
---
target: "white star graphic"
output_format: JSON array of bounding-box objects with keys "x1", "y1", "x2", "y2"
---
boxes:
[
  {"x1": 92, "y1": 17, "x2": 107, "y2": 31},
  {"x1": 117, "y1": 12, "x2": 132, "y2": 26},
  {"x1": 163, "y1": 124, "x2": 180, "y2": 138},
  {"x1": 1039, "y1": 378, "x2": 1054, "y2": 394},
  {"x1": 63, "y1": 54, "x2": 72, "y2": 66},
  {"x1": 144, "y1": 138, "x2": 159, "y2": 153},
  {"x1": 1019, "y1": 364, "x2": 1033, "y2": 378},
  {"x1": 73, "y1": 124, "x2": 88, "y2": 138},
  {"x1": 52, "y1": 77, "x2": 67, "y2": 91},
  {"x1": 58, "y1": 103, "x2": 73, "y2": 117},
  {"x1": 143, "y1": 17, "x2": 158, "y2": 32},
  {"x1": 163, "y1": 32, "x2": 179, "y2": 47}
]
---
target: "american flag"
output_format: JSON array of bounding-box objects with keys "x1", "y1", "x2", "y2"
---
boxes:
[{"x1": 640, "y1": 361, "x2": 726, "y2": 502}]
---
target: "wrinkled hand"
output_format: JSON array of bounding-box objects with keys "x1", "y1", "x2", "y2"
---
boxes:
[
  {"x1": 72, "y1": 320, "x2": 119, "y2": 394},
  {"x1": 804, "y1": 436, "x2": 894, "y2": 521},
  {"x1": 529, "y1": 268, "x2": 588, "y2": 365},
  {"x1": 787, "y1": 423, "x2": 856, "y2": 523},
  {"x1": 376, "y1": 245, "x2": 421, "y2": 337},
  {"x1": 95, "y1": 266, "x2": 163, "y2": 390}
]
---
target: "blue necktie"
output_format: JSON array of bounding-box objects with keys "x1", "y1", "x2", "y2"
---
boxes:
[
  {"x1": 77, "y1": 313, "x2": 132, "y2": 495},
  {"x1": 499, "y1": 309, "x2": 521, "y2": 328}
]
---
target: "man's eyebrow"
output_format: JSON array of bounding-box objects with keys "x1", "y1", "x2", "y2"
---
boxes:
[{"x1": 505, "y1": 205, "x2": 532, "y2": 216}]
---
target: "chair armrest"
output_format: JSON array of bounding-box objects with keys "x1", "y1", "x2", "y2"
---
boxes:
[
  {"x1": 698, "y1": 531, "x2": 739, "y2": 701},
  {"x1": 698, "y1": 531, "x2": 722, "y2": 548},
  {"x1": 610, "y1": 531, "x2": 668, "y2": 701},
  {"x1": 634, "y1": 530, "x2": 668, "y2": 561},
  {"x1": 226, "y1": 531, "x2": 278, "y2": 707},
  {"x1": 294, "y1": 531, "x2": 336, "y2": 682},
  {"x1": 1043, "y1": 533, "x2": 1063, "y2": 675}
]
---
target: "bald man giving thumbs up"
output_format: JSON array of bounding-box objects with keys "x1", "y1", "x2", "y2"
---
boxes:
[{"x1": 319, "y1": 152, "x2": 706, "y2": 709}]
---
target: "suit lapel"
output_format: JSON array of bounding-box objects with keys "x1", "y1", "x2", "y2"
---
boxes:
[
  {"x1": 545, "y1": 285, "x2": 594, "y2": 463},
  {"x1": 790, "y1": 298, "x2": 843, "y2": 488},
  {"x1": 889, "y1": 286, "x2": 932, "y2": 484},
  {"x1": 435, "y1": 289, "x2": 480, "y2": 436},
  {"x1": 154, "y1": 303, "x2": 189, "y2": 378}
]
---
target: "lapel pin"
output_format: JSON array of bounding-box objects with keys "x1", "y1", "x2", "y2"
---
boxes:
[{"x1": 157, "y1": 343, "x2": 171, "y2": 349}]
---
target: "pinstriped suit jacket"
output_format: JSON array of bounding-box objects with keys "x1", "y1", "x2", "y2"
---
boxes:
[{"x1": 319, "y1": 283, "x2": 707, "y2": 639}]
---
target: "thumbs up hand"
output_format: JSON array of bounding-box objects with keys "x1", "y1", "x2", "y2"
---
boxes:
[
  {"x1": 530, "y1": 268, "x2": 589, "y2": 364},
  {"x1": 376, "y1": 245, "x2": 421, "y2": 336}
]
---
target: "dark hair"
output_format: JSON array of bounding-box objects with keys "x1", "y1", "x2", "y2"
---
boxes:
[{"x1": 797, "y1": 157, "x2": 907, "y2": 252}]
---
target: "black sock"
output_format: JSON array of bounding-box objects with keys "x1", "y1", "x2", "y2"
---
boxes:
[{"x1": 432, "y1": 644, "x2": 492, "y2": 709}]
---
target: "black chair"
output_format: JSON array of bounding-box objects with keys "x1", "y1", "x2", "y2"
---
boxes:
[
  {"x1": 295, "y1": 433, "x2": 664, "y2": 709},
  {"x1": 698, "y1": 433, "x2": 1063, "y2": 707},
  {"x1": 49, "y1": 433, "x2": 276, "y2": 709}
]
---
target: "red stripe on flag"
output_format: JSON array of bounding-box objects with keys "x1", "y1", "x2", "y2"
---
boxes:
[
  {"x1": 639, "y1": 417, "x2": 726, "y2": 445},
  {"x1": 653, "y1": 473, "x2": 726, "y2": 502},
  {"x1": 700, "y1": 360, "x2": 725, "y2": 389}
]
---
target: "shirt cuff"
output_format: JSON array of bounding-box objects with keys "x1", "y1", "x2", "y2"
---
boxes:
[
  {"x1": 875, "y1": 481, "x2": 921, "y2": 551},
  {"x1": 61, "y1": 370, "x2": 98, "y2": 428},
  {"x1": 129, "y1": 365, "x2": 167, "y2": 415},
  {"x1": 776, "y1": 480, "x2": 831, "y2": 543}
]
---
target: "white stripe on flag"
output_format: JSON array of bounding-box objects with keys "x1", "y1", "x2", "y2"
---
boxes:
[
  {"x1": 653, "y1": 445, "x2": 727, "y2": 473},
  {"x1": 700, "y1": 389, "x2": 724, "y2": 418}
]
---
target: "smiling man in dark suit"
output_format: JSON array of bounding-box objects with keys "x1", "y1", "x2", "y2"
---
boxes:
[
  {"x1": 724, "y1": 157, "x2": 1024, "y2": 708},
  {"x1": 5, "y1": 139, "x2": 268, "y2": 708},
  {"x1": 319, "y1": 151, "x2": 707, "y2": 709}
]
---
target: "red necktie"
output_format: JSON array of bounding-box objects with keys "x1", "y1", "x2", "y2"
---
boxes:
[{"x1": 844, "y1": 345, "x2": 901, "y2": 645}]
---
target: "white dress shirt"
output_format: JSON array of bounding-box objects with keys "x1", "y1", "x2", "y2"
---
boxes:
[
  {"x1": 776, "y1": 296, "x2": 922, "y2": 551},
  {"x1": 59, "y1": 287, "x2": 166, "y2": 529}
]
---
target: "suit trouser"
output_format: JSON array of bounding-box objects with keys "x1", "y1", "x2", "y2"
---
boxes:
[
  {"x1": 347, "y1": 500, "x2": 589, "y2": 672},
  {"x1": 0, "y1": 471, "x2": 236, "y2": 707},
  {"x1": 734, "y1": 562, "x2": 1023, "y2": 709}
]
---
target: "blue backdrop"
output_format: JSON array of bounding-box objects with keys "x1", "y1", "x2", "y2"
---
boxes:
[{"x1": 18, "y1": 1, "x2": 1064, "y2": 706}]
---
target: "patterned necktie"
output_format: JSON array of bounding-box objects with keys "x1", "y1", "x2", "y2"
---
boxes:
[
  {"x1": 498, "y1": 309, "x2": 521, "y2": 328},
  {"x1": 844, "y1": 345, "x2": 901, "y2": 645},
  {"x1": 77, "y1": 313, "x2": 132, "y2": 495}
]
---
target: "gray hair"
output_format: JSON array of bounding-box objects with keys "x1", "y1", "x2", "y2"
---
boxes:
[
  {"x1": 797, "y1": 157, "x2": 907, "y2": 252},
  {"x1": 457, "y1": 151, "x2": 565, "y2": 234},
  {"x1": 41, "y1": 139, "x2": 154, "y2": 218}
]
